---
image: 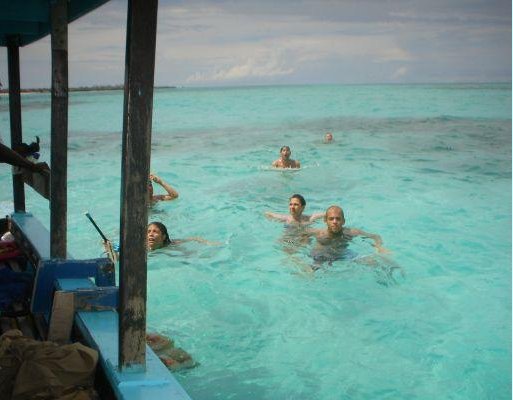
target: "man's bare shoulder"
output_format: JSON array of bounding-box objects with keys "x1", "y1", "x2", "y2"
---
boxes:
[
  {"x1": 265, "y1": 212, "x2": 290, "y2": 222},
  {"x1": 307, "y1": 212, "x2": 324, "y2": 222},
  {"x1": 305, "y1": 227, "x2": 324, "y2": 237},
  {"x1": 343, "y1": 227, "x2": 360, "y2": 236},
  {"x1": 298, "y1": 214, "x2": 319, "y2": 225}
]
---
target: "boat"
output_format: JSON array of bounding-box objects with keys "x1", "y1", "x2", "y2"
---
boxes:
[{"x1": 0, "y1": 1, "x2": 191, "y2": 398}]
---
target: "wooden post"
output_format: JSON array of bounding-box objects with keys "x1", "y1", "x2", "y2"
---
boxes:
[
  {"x1": 50, "y1": 0, "x2": 68, "y2": 259},
  {"x1": 7, "y1": 43, "x2": 25, "y2": 212},
  {"x1": 118, "y1": 0, "x2": 158, "y2": 370}
]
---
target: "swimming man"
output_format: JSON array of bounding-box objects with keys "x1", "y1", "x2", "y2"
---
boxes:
[
  {"x1": 265, "y1": 194, "x2": 323, "y2": 225},
  {"x1": 307, "y1": 205, "x2": 389, "y2": 267},
  {"x1": 265, "y1": 194, "x2": 323, "y2": 252},
  {"x1": 272, "y1": 146, "x2": 300, "y2": 169}
]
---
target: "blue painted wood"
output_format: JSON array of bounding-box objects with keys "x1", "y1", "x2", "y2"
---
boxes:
[
  {"x1": 9, "y1": 213, "x2": 192, "y2": 399},
  {"x1": 55, "y1": 278, "x2": 118, "y2": 310},
  {"x1": 32, "y1": 258, "x2": 115, "y2": 314},
  {"x1": 56, "y1": 278, "x2": 96, "y2": 291},
  {"x1": 11, "y1": 212, "x2": 51, "y2": 260},
  {"x1": 75, "y1": 311, "x2": 192, "y2": 400}
]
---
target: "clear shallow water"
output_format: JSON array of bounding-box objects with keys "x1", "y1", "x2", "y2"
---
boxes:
[{"x1": 0, "y1": 83, "x2": 511, "y2": 399}]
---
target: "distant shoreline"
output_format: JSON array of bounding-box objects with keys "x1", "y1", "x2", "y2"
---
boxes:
[
  {"x1": 0, "y1": 82, "x2": 509, "y2": 95},
  {"x1": 0, "y1": 85, "x2": 176, "y2": 94}
]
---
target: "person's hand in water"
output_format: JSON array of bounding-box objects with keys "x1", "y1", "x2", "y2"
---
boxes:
[
  {"x1": 182, "y1": 237, "x2": 223, "y2": 246},
  {"x1": 374, "y1": 243, "x2": 392, "y2": 254}
]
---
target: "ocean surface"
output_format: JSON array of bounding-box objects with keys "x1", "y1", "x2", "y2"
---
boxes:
[{"x1": 0, "y1": 83, "x2": 511, "y2": 399}]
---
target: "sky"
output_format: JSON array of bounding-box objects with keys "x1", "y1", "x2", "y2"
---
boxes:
[{"x1": 0, "y1": 0, "x2": 511, "y2": 88}]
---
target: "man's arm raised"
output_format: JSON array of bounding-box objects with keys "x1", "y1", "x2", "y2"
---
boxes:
[
  {"x1": 308, "y1": 212, "x2": 325, "y2": 222},
  {"x1": 264, "y1": 212, "x2": 289, "y2": 222},
  {"x1": 348, "y1": 228, "x2": 390, "y2": 254},
  {"x1": 175, "y1": 237, "x2": 222, "y2": 246},
  {"x1": 150, "y1": 173, "x2": 179, "y2": 201}
]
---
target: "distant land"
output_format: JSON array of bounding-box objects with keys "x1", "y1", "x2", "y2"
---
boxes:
[{"x1": 0, "y1": 84, "x2": 176, "y2": 94}]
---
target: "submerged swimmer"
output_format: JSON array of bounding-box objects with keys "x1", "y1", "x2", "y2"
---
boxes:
[
  {"x1": 272, "y1": 146, "x2": 300, "y2": 169},
  {"x1": 146, "y1": 332, "x2": 196, "y2": 371},
  {"x1": 324, "y1": 132, "x2": 333, "y2": 143},
  {"x1": 265, "y1": 194, "x2": 324, "y2": 252},
  {"x1": 307, "y1": 205, "x2": 389, "y2": 269},
  {"x1": 265, "y1": 194, "x2": 323, "y2": 225},
  {"x1": 148, "y1": 173, "x2": 179, "y2": 205},
  {"x1": 146, "y1": 221, "x2": 220, "y2": 250},
  {"x1": 104, "y1": 222, "x2": 220, "y2": 257}
]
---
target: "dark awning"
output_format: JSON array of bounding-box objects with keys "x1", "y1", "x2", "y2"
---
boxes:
[{"x1": 0, "y1": 0, "x2": 111, "y2": 47}]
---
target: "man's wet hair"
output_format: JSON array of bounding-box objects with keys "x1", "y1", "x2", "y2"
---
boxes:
[
  {"x1": 290, "y1": 194, "x2": 306, "y2": 206},
  {"x1": 280, "y1": 145, "x2": 291, "y2": 152},
  {"x1": 148, "y1": 221, "x2": 171, "y2": 245},
  {"x1": 325, "y1": 205, "x2": 344, "y2": 219}
]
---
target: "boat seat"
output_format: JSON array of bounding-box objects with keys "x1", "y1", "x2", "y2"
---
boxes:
[
  {"x1": 48, "y1": 278, "x2": 118, "y2": 343},
  {"x1": 54, "y1": 278, "x2": 119, "y2": 311}
]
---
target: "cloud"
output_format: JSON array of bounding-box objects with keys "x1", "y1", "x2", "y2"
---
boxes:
[
  {"x1": 0, "y1": 0, "x2": 510, "y2": 87},
  {"x1": 391, "y1": 66, "x2": 408, "y2": 79},
  {"x1": 186, "y1": 53, "x2": 294, "y2": 82},
  {"x1": 181, "y1": 33, "x2": 412, "y2": 83}
]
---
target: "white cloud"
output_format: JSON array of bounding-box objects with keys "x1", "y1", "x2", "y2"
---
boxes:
[
  {"x1": 0, "y1": 0, "x2": 509, "y2": 87},
  {"x1": 391, "y1": 66, "x2": 408, "y2": 79},
  {"x1": 186, "y1": 53, "x2": 294, "y2": 82},
  {"x1": 181, "y1": 33, "x2": 412, "y2": 83}
]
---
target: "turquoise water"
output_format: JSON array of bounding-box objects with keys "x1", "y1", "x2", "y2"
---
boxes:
[{"x1": 0, "y1": 83, "x2": 511, "y2": 399}]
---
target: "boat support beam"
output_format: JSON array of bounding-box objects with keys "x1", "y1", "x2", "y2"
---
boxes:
[
  {"x1": 50, "y1": 0, "x2": 69, "y2": 259},
  {"x1": 118, "y1": 0, "x2": 159, "y2": 371},
  {"x1": 7, "y1": 43, "x2": 25, "y2": 212}
]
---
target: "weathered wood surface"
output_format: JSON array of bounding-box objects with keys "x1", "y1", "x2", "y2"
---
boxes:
[
  {"x1": 21, "y1": 167, "x2": 51, "y2": 199},
  {"x1": 47, "y1": 291, "x2": 74, "y2": 343},
  {"x1": 118, "y1": 0, "x2": 159, "y2": 370},
  {"x1": 50, "y1": 0, "x2": 68, "y2": 259},
  {"x1": 7, "y1": 44, "x2": 25, "y2": 212}
]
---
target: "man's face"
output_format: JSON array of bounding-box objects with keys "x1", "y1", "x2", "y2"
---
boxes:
[
  {"x1": 289, "y1": 197, "x2": 304, "y2": 217},
  {"x1": 325, "y1": 208, "x2": 344, "y2": 233},
  {"x1": 280, "y1": 147, "x2": 291, "y2": 160}
]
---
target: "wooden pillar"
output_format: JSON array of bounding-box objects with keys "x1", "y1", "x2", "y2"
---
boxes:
[
  {"x1": 50, "y1": 0, "x2": 68, "y2": 259},
  {"x1": 118, "y1": 0, "x2": 158, "y2": 370},
  {"x1": 7, "y1": 43, "x2": 25, "y2": 212}
]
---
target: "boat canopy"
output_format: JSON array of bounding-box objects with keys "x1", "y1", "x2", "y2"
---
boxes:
[{"x1": 0, "y1": 0, "x2": 110, "y2": 47}]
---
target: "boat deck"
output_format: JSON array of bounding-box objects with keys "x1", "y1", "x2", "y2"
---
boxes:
[{"x1": 1, "y1": 214, "x2": 192, "y2": 400}]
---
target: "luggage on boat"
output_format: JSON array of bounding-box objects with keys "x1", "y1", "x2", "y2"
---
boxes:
[{"x1": 0, "y1": 329, "x2": 99, "y2": 400}]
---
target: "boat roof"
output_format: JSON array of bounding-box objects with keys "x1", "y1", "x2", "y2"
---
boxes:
[{"x1": 0, "y1": 0, "x2": 111, "y2": 47}]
